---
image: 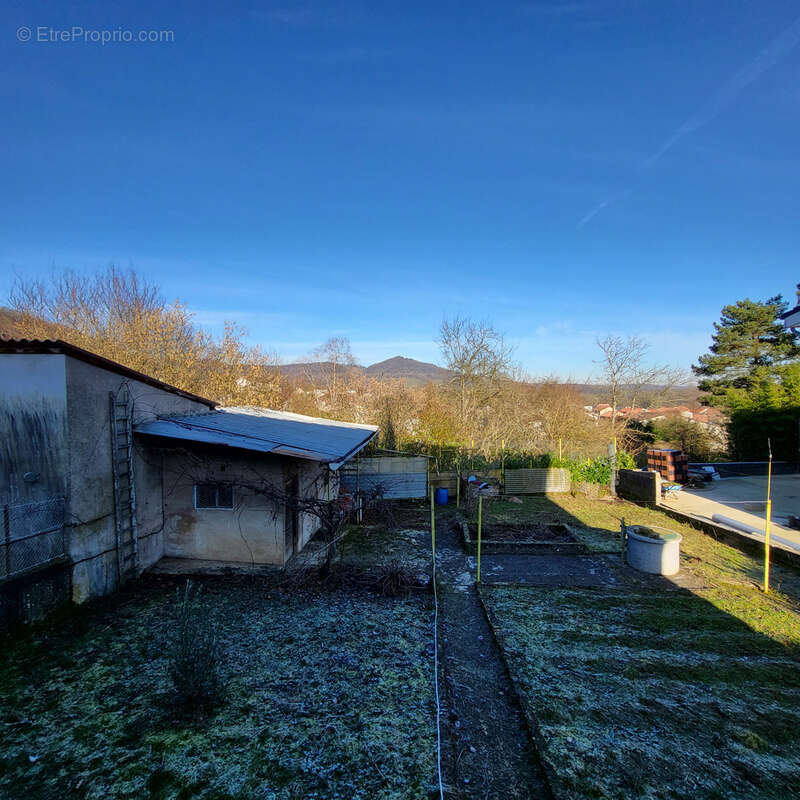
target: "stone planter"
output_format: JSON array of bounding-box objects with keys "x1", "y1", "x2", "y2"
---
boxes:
[{"x1": 626, "y1": 526, "x2": 682, "y2": 576}]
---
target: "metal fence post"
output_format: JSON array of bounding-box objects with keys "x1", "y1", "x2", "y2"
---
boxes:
[
  {"x1": 3, "y1": 504, "x2": 10, "y2": 578},
  {"x1": 501, "y1": 439, "x2": 505, "y2": 494},
  {"x1": 430, "y1": 486, "x2": 436, "y2": 584},
  {"x1": 764, "y1": 440, "x2": 773, "y2": 593},
  {"x1": 477, "y1": 495, "x2": 482, "y2": 584},
  {"x1": 609, "y1": 438, "x2": 617, "y2": 497}
]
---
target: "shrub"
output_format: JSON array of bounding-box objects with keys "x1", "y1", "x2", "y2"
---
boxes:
[
  {"x1": 375, "y1": 561, "x2": 419, "y2": 597},
  {"x1": 553, "y1": 451, "x2": 636, "y2": 485},
  {"x1": 166, "y1": 581, "x2": 225, "y2": 710}
]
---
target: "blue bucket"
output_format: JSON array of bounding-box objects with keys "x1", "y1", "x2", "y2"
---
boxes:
[{"x1": 435, "y1": 487, "x2": 449, "y2": 505}]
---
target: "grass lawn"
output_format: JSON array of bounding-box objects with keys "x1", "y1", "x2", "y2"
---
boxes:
[
  {"x1": 0, "y1": 576, "x2": 435, "y2": 800},
  {"x1": 480, "y1": 492, "x2": 800, "y2": 799},
  {"x1": 482, "y1": 493, "x2": 800, "y2": 597}
]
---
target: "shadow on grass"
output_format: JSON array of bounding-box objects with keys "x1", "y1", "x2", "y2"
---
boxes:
[{"x1": 480, "y1": 562, "x2": 800, "y2": 799}]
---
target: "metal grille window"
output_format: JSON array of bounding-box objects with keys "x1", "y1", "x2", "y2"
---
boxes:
[{"x1": 194, "y1": 482, "x2": 234, "y2": 509}]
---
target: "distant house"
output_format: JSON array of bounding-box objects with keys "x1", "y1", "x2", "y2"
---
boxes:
[
  {"x1": 0, "y1": 339, "x2": 376, "y2": 620},
  {"x1": 595, "y1": 403, "x2": 613, "y2": 417},
  {"x1": 781, "y1": 286, "x2": 800, "y2": 329}
]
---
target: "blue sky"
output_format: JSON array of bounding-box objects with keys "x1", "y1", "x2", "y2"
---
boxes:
[{"x1": 2, "y1": 1, "x2": 798, "y2": 380}]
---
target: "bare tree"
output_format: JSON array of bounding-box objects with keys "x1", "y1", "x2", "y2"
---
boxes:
[
  {"x1": 438, "y1": 317, "x2": 515, "y2": 440},
  {"x1": 595, "y1": 334, "x2": 685, "y2": 434},
  {"x1": 8, "y1": 266, "x2": 283, "y2": 407},
  {"x1": 303, "y1": 337, "x2": 361, "y2": 416}
]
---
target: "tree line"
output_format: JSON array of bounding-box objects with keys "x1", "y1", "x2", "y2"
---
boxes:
[{"x1": 8, "y1": 266, "x2": 794, "y2": 463}]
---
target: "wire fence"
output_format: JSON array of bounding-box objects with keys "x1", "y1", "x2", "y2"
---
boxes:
[{"x1": 0, "y1": 497, "x2": 67, "y2": 582}]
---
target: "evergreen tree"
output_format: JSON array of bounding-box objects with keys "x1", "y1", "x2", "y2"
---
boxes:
[
  {"x1": 382, "y1": 410, "x2": 397, "y2": 451},
  {"x1": 692, "y1": 294, "x2": 799, "y2": 409}
]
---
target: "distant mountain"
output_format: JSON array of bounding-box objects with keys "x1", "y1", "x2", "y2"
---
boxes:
[
  {"x1": 365, "y1": 356, "x2": 453, "y2": 386},
  {"x1": 572, "y1": 383, "x2": 701, "y2": 407},
  {"x1": 277, "y1": 361, "x2": 362, "y2": 381},
  {"x1": 279, "y1": 355, "x2": 452, "y2": 387}
]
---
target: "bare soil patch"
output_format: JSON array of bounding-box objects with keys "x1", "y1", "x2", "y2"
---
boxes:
[{"x1": 476, "y1": 522, "x2": 577, "y2": 543}]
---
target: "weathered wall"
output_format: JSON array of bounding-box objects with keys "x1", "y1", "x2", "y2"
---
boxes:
[
  {"x1": 64, "y1": 356, "x2": 212, "y2": 602},
  {"x1": 617, "y1": 469, "x2": 660, "y2": 505},
  {"x1": 296, "y1": 461, "x2": 330, "y2": 555},
  {"x1": 162, "y1": 449, "x2": 288, "y2": 564},
  {"x1": 160, "y1": 449, "x2": 331, "y2": 565},
  {"x1": 0, "y1": 354, "x2": 68, "y2": 504}
]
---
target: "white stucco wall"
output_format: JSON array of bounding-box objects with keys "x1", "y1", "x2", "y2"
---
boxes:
[
  {"x1": 64, "y1": 355, "x2": 213, "y2": 601},
  {"x1": 160, "y1": 449, "x2": 333, "y2": 565},
  {"x1": 161, "y1": 449, "x2": 288, "y2": 564}
]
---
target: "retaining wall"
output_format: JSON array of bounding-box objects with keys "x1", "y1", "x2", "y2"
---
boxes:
[{"x1": 617, "y1": 469, "x2": 660, "y2": 505}]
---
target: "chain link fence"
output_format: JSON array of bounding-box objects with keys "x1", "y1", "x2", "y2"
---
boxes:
[{"x1": 0, "y1": 497, "x2": 67, "y2": 581}]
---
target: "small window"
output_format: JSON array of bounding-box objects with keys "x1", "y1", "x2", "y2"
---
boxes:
[{"x1": 194, "y1": 482, "x2": 234, "y2": 509}]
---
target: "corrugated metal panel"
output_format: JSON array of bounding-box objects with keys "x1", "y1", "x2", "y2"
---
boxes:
[
  {"x1": 503, "y1": 468, "x2": 570, "y2": 494},
  {"x1": 340, "y1": 456, "x2": 429, "y2": 499},
  {"x1": 340, "y1": 472, "x2": 428, "y2": 499},
  {"x1": 134, "y1": 407, "x2": 377, "y2": 468}
]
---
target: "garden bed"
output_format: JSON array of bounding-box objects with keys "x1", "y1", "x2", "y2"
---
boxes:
[
  {"x1": 0, "y1": 574, "x2": 436, "y2": 800},
  {"x1": 459, "y1": 518, "x2": 587, "y2": 554}
]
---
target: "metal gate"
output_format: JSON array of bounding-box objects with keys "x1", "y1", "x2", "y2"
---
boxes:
[
  {"x1": 503, "y1": 468, "x2": 570, "y2": 494},
  {"x1": 339, "y1": 456, "x2": 429, "y2": 499}
]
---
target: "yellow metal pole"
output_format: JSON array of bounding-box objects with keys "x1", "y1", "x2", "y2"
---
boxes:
[
  {"x1": 477, "y1": 495, "x2": 482, "y2": 583},
  {"x1": 558, "y1": 437, "x2": 562, "y2": 461},
  {"x1": 430, "y1": 485, "x2": 436, "y2": 570},
  {"x1": 764, "y1": 444, "x2": 773, "y2": 593}
]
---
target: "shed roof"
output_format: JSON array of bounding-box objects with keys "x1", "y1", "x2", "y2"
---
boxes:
[
  {"x1": 0, "y1": 338, "x2": 216, "y2": 408},
  {"x1": 134, "y1": 407, "x2": 379, "y2": 469}
]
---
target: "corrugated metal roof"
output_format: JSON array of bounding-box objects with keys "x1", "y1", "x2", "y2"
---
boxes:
[{"x1": 134, "y1": 406, "x2": 378, "y2": 469}]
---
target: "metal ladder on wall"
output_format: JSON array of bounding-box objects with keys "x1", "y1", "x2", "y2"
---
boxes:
[{"x1": 110, "y1": 386, "x2": 139, "y2": 582}]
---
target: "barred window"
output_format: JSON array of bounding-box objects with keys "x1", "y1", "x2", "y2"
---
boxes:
[{"x1": 194, "y1": 482, "x2": 234, "y2": 509}]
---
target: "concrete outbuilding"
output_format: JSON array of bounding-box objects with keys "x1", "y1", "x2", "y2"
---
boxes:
[{"x1": 0, "y1": 339, "x2": 377, "y2": 621}]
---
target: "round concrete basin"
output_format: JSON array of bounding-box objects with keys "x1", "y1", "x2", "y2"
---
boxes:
[{"x1": 626, "y1": 526, "x2": 682, "y2": 576}]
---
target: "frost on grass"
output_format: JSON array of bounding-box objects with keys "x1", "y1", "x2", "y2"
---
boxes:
[
  {"x1": 483, "y1": 585, "x2": 800, "y2": 800},
  {"x1": 0, "y1": 579, "x2": 435, "y2": 799}
]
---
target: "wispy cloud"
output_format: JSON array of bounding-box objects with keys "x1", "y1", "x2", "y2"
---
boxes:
[{"x1": 577, "y1": 13, "x2": 800, "y2": 228}]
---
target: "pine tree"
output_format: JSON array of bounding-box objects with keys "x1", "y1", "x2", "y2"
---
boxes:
[
  {"x1": 692, "y1": 294, "x2": 799, "y2": 409},
  {"x1": 382, "y1": 410, "x2": 397, "y2": 451}
]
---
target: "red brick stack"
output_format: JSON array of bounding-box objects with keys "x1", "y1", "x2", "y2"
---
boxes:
[{"x1": 646, "y1": 448, "x2": 689, "y2": 483}]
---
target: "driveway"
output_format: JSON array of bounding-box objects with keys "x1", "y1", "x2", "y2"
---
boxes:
[{"x1": 662, "y1": 474, "x2": 800, "y2": 550}]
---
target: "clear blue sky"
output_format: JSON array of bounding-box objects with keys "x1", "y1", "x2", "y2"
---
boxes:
[{"x1": 2, "y1": 1, "x2": 798, "y2": 379}]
